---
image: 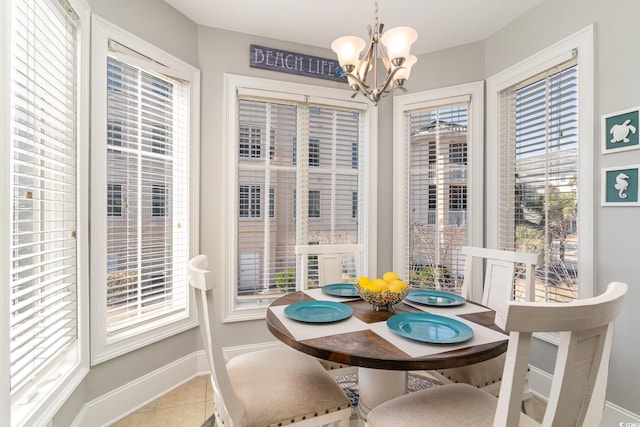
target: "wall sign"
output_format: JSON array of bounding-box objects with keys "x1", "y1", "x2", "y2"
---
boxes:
[
  {"x1": 250, "y1": 44, "x2": 346, "y2": 83},
  {"x1": 601, "y1": 164, "x2": 640, "y2": 206},
  {"x1": 602, "y1": 106, "x2": 640, "y2": 154}
]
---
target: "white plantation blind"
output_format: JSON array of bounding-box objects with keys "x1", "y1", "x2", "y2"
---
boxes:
[
  {"x1": 236, "y1": 97, "x2": 365, "y2": 294},
  {"x1": 498, "y1": 59, "x2": 579, "y2": 302},
  {"x1": 9, "y1": 0, "x2": 79, "y2": 393},
  {"x1": 105, "y1": 52, "x2": 190, "y2": 331},
  {"x1": 405, "y1": 101, "x2": 470, "y2": 293}
]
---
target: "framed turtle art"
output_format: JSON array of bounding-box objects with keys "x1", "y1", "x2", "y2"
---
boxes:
[
  {"x1": 601, "y1": 164, "x2": 640, "y2": 206},
  {"x1": 602, "y1": 106, "x2": 640, "y2": 154}
]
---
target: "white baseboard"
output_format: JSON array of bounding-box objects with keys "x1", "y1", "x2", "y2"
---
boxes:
[
  {"x1": 72, "y1": 345, "x2": 640, "y2": 427},
  {"x1": 71, "y1": 342, "x2": 282, "y2": 427},
  {"x1": 528, "y1": 365, "x2": 640, "y2": 425}
]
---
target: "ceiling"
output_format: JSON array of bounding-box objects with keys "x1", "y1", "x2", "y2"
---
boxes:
[{"x1": 163, "y1": 0, "x2": 543, "y2": 56}]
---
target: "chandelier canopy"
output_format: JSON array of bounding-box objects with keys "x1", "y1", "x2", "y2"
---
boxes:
[{"x1": 331, "y1": 0, "x2": 417, "y2": 105}]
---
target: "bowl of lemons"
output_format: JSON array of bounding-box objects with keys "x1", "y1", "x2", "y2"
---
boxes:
[{"x1": 355, "y1": 272, "x2": 409, "y2": 311}]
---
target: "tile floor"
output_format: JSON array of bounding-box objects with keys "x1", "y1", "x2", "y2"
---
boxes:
[
  {"x1": 110, "y1": 375, "x2": 214, "y2": 427},
  {"x1": 110, "y1": 373, "x2": 546, "y2": 427}
]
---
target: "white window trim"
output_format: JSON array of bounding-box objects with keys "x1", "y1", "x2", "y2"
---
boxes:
[
  {"x1": 2, "y1": 0, "x2": 91, "y2": 425},
  {"x1": 486, "y1": 25, "x2": 594, "y2": 305},
  {"x1": 223, "y1": 74, "x2": 378, "y2": 322},
  {"x1": 392, "y1": 82, "x2": 485, "y2": 301},
  {"x1": 90, "y1": 15, "x2": 200, "y2": 364}
]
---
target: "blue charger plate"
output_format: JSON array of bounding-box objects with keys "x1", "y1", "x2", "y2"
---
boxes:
[
  {"x1": 321, "y1": 283, "x2": 359, "y2": 297},
  {"x1": 406, "y1": 289, "x2": 466, "y2": 307},
  {"x1": 387, "y1": 312, "x2": 473, "y2": 344},
  {"x1": 284, "y1": 300, "x2": 354, "y2": 323}
]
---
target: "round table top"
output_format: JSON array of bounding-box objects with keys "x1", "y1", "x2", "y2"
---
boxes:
[{"x1": 266, "y1": 290, "x2": 509, "y2": 371}]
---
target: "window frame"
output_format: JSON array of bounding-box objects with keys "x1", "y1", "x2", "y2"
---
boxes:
[
  {"x1": 90, "y1": 15, "x2": 200, "y2": 364},
  {"x1": 222, "y1": 74, "x2": 377, "y2": 322},
  {"x1": 486, "y1": 25, "x2": 594, "y2": 306},
  {"x1": 2, "y1": 0, "x2": 91, "y2": 425},
  {"x1": 393, "y1": 82, "x2": 485, "y2": 301}
]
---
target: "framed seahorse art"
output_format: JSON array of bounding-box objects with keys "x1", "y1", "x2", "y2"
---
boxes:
[
  {"x1": 602, "y1": 106, "x2": 640, "y2": 154},
  {"x1": 602, "y1": 165, "x2": 640, "y2": 206}
]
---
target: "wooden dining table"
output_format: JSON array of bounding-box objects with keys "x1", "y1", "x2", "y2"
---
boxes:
[{"x1": 266, "y1": 287, "x2": 509, "y2": 419}]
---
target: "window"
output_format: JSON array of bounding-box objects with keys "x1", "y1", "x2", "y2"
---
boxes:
[
  {"x1": 91, "y1": 17, "x2": 200, "y2": 363},
  {"x1": 309, "y1": 139, "x2": 320, "y2": 167},
  {"x1": 393, "y1": 82, "x2": 484, "y2": 299},
  {"x1": 239, "y1": 185, "x2": 261, "y2": 218},
  {"x1": 487, "y1": 26, "x2": 594, "y2": 302},
  {"x1": 293, "y1": 138, "x2": 320, "y2": 166},
  {"x1": 352, "y1": 191, "x2": 358, "y2": 219},
  {"x1": 239, "y1": 126, "x2": 262, "y2": 158},
  {"x1": 152, "y1": 184, "x2": 167, "y2": 217},
  {"x1": 224, "y1": 75, "x2": 376, "y2": 321},
  {"x1": 108, "y1": 184, "x2": 124, "y2": 217},
  {"x1": 293, "y1": 189, "x2": 321, "y2": 218},
  {"x1": 308, "y1": 190, "x2": 321, "y2": 218},
  {"x1": 269, "y1": 188, "x2": 275, "y2": 218},
  {"x1": 5, "y1": 0, "x2": 90, "y2": 424}
]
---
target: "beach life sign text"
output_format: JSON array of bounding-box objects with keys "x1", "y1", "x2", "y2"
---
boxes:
[{"x1": 250, "y1": 44, "x2": 347, "y2": 83}]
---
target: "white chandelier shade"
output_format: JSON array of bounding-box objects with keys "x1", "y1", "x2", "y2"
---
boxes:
[
  {"x1": 331, "y1": 36, "x2": 366, "y2": 70},
  {"x1": 380, "y1": 26, "x2": 417, "y2": 64}
]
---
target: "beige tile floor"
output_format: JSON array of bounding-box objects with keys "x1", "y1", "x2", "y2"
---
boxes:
[
  {"x1": 111, "y1": 373, "x2": 546, "y2": 427},
  {"x1": 110, "y1": 375, "x2": 214, "y2": 427}
]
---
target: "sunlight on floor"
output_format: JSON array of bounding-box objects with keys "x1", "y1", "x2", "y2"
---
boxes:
[{"x1": 110, "y1": 375, "x2": 213, "y2": 427}]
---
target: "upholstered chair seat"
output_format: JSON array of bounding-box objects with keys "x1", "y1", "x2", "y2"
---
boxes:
[{"x1": 226, "y1": 347, "x2": 350, "y2": 426}]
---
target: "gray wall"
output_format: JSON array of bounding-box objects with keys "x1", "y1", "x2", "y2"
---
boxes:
[{"x1": 484, "y1": 0, "x2": 640, "y2": 414}]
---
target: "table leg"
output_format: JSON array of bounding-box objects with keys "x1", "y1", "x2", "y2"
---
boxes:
[{"x1": 356, "y1": 368, "x2": 407, "y2": 420}]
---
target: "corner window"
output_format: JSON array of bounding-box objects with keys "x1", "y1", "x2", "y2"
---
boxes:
[
  {"x1": 91, "y1": 16, "x2": 200, "y2": 363},
  {"x1": 486, "y1": 26, "x2": 594, "y2": 302}
]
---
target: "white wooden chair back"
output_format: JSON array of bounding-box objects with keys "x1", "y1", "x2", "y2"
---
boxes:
[
  {"x1": 494, "y1": 281, "x2": 627, "y2": 426},
  {"x1": 188, "y1": 255, "x2": 244, "y2": 426},
  {"x1": 295, "y1": 243, "x2": 364, "y2": 289},
  {"x1": 459, "y1": 246, "x2": 543, "y2": 308}
]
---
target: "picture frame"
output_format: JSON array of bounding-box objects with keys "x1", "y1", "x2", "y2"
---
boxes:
[
  {"x1": 602, "y1": 106, "x2": 640, "y2": 154},
  {"x1": 601, "y1": 165, "x2": 640, "y2": 206}
]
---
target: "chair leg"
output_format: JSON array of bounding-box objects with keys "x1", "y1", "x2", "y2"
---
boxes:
[{"x1": 522, "y1": 393, "x2": 536, "y2": 417}]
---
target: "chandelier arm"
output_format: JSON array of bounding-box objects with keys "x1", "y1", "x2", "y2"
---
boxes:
[
  {"x1": 344, "y1": 71, "x2": 371, "y2": 94},
  {"x1": 378, "y1": 65, "x2": 405, "y2": 95},
  {"x1": 357, "y1": 32, "x2": 377, "y2": 86}
]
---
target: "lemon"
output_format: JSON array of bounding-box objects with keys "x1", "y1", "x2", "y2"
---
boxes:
[
  {"x1": 372, "y1": 278, "x2": 389, "y2": 292},
  {"x1": 389, "y1": 279, "x2": 408, "y2": 293},
  {"x1": 383, "y1": 271, "x2": 400, "y2": 283},
  {"x1": 358, "y1": 276, "x2": 371, "y2": 287}
]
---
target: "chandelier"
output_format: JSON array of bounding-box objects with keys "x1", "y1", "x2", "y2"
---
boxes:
[{"x1": 331, "y1": 0, "x2": 417, "y2": 105}]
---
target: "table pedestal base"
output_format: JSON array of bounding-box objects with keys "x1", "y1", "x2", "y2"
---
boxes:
[{"x1": 356, "y1": 368, "x2": 407, "y2": 420}]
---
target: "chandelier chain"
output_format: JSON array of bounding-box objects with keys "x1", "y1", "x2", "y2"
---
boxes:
[{"x1": 374, "y1": 0, "x2": 378, "y2": 28}]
